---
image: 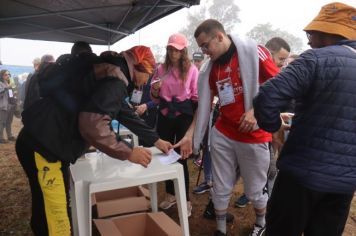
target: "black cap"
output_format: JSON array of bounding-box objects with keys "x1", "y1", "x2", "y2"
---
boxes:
[{"x1": 192, "y1": 52, "x2": 204, "y2": 61}]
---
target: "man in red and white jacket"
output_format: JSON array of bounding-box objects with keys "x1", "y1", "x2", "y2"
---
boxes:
[{"x1": 192, "y1": 19, "x2": 279, "y2": 236}]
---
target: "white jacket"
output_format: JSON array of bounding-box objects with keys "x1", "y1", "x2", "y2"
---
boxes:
[{"x1": 193, "y1": 35, "x2": 259, "y2": 153}]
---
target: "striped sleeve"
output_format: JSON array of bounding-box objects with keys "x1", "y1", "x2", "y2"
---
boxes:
[
  {"x1": 258, "y1": 45, "x2": 280, "y2": 84},
  {"x1": 258, "y1": 45, "x2": 270, "y2": 61}
]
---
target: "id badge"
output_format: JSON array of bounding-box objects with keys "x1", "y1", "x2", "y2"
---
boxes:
[
  {"x1": 216, "y1": 77, "x2": 235, "y2": 106},
  {"x1": 8, "y1": 89, "x2": 14, "y2": 98},
  {"x1": 130, "y1": 89, "x2": 143, "y2": 104}
]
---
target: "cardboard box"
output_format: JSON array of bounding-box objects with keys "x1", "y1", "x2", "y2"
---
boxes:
[
  {"x1": 92, "y1": 186, "x2": 151, "y2": 218},
  {"x1": 94, "y1": 212, "x2": 183, "y2": 236}
]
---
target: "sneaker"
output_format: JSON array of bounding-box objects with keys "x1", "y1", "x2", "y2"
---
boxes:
[
  {"x1": 193, "y1": 158, "x2": 203, "y2": 168},
  {"x1": 193, "y1": 182, "x2": 211, "y2": 194},
  {"x1": 235, "y1": 193, "x2": 251, "y2": 208},
  {"x1": 0, "y1": 139, "x2": 8, "y2": 144},
  {"x1": 203, "y1": 199, "x2": 214, "y2": 219},
  {"x1": 8, "y1": 136, "x2": 16, "y2": 141},
  {"x1": 213, "y1": 230, "x2": 227, "y2": 236},
  {"x1": 159, "y1": 194, "x2": 176, "y2": 210},
  {"x1": 203, "y1": 199, "x2": 234, "y2": 223},
  {"x1": 250, "y1": 224, "x2": 266, "y2": 236},
  {"x1": 187, "y1": 201, "x2": 192, "y2": 217}
]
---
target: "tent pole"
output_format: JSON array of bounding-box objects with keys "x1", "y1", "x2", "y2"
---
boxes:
[{"x1": 107, "y1": 23, "x2": 112, "y2": 50}]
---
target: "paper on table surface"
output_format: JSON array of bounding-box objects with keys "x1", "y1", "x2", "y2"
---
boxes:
[{"x1": 157, "y1": 150, "x2": 181, "y2": 165}]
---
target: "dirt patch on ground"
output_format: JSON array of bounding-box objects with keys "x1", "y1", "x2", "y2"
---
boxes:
[{"x1": 0, "y1": 117, "x2": 355, "y2": 236}]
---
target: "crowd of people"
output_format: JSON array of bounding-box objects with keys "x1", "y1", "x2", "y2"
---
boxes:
[{"x1": 5, "y1": 1, "x2": 355, "y2": 236}]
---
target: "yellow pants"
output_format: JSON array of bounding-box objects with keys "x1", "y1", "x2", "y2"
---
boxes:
[{"x1": 35, "y1": 152, "x2": 71, "y2": 236}]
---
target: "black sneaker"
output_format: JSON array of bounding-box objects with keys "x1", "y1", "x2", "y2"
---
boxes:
[
  {"x1": 203, "y1": 199, "x2": 234, "y2": 223},
  {"x1": 213, "y1": 230, "x2": 227, "y2": 236},
  {"x1": 193, "y1": 182, "x2": 211, "y2": 194},
  {"x1": 250, "y1": 224, "x2": 266, "y2": 236},
  {"x1": 235, "y1": 193, "x2": 251, "y2": 208},
  {"x1": 203, "y1": 199, "x2": 215, "y2": 219}
]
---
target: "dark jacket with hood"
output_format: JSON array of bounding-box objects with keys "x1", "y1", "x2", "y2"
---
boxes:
[
  {"x1": 21, "y1": 52, "x2": 159, "y2": 163},
  {"x1": 253, "y1": 40, "x2": 356, "y2": 194}
]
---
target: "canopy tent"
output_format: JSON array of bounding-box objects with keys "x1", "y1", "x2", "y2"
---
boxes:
[{"x1": 0, "y1": 0, "x2": 199, "y2": 45}]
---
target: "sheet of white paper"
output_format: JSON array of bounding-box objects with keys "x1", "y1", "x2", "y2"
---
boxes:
[
  {"x1": 157, "y1": 150, "x2": 181, "y2": 165},
  {"x1": 8, "y1": 89, "x2": 13, "y2": 98}
]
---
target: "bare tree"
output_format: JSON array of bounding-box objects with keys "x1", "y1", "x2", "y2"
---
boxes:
[
  {"x1": 158, "y1": 0, "x2": 304, "y2": 59},
  {"x1": 180, "y1": 0, "x2": 240, "y2": 54},
  {"x1": 247, "y1": 23, "x2": 304, "y2": 53},
  {"x1": 208, "y1": 0, "x2": 241, "y2": 32},
  {"x1": 151, "y1": 44, "x2": 166, "y2": 64}
]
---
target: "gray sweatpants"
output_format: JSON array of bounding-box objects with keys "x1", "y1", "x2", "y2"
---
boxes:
[{"x1": 210, "y1": 127, "x2": 270, "y2": 210}]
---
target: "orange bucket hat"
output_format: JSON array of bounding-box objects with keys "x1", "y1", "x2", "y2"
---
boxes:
[{"x1": 304, "y1": 2, "x2": 356, "y2": 40}]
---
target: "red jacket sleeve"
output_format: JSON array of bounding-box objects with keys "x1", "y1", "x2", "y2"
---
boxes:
[{"x1": 258, "y1": 45, "x2": 280, "y2": 84}]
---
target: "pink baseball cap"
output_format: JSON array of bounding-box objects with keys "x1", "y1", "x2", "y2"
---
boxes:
[{"x1": 167, "y1": 33, "x2": 188, "y2": 50}]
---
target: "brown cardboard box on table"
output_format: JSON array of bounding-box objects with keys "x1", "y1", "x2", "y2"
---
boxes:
[
  {"x1": 94, "y1": 212, "x2": 183, "y2": 236},
  {"x1": 92, "y1": 186, "x2": 150, "y2": 218}
]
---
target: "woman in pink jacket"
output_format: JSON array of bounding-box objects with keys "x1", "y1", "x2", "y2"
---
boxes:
[{"x1": 151, "y1": 33, "x2": 199, "y2": 217}]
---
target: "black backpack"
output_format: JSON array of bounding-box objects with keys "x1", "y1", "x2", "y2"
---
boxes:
[{"x1": 21, "y1": 53, "x2": 99, "y2": 163}]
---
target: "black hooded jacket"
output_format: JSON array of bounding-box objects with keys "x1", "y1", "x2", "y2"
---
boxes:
[{"x1": 20, "y1": 53, "x2": 159, "y2": 163}]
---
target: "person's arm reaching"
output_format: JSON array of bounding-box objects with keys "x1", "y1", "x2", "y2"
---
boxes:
[
  {"x1": 254, "y1": 50, "x2": 316, "y2": 132},
  {"x1": 79, "y1": 79, "x2": 157, "y2": 167},
  {"x1": 173, "y1": 112, "x2": 197, "y2": 159},
  {"x1": 117, "y1": 102, "x2": 172, "y2": 154},
  {"x1": 173, "y1": 65, "x2": 200, "y2": 159}
]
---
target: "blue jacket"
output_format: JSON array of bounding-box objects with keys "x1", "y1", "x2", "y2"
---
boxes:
[{"x1": 253, "y1": 40, "x2": 356, "y2": 194}]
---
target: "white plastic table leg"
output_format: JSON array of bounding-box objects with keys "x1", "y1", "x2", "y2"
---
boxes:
[
  {"x1": 70, "y1": 179, "x2": 79, "y2": 236},
  {"x1": 148, "y1": 183, "x2": 158, "y2": 212},
  {"x1": 174, "y1": 169, "x2": 189, "y2": 236}
]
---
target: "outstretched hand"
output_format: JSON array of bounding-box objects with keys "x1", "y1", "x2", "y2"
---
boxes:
[
  {"x1": 154, "y1": 139, "x2": 173, "y2": 154},
  {"x1": 173, "y1": 135, "x2": 192, "y2": 160}
]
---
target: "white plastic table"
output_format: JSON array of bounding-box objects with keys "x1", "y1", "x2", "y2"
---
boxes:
[{"x1": 69, "y1": 147, "x2": 189, "y2": 236}]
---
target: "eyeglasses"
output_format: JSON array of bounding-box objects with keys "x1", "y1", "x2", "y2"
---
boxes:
[{"x1": 200, "y1": 36, "x2": 216, "y2": 52}]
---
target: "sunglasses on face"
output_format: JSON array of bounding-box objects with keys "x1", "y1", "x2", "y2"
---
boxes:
[{"x1": 200, "y1": 36, "x2": 216, "y2": 52}]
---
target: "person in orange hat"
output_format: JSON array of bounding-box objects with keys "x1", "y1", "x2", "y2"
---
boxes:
[
  {"x1": 101, "y1": 47, "x2": 160, "y2": 147},
  {"x1": 100, "y1": 46, "x2": 156, "y2": 94},
  {"x1": 304, "y1": 2, "x2": 355, "y2": 47},
  {"x1": 253, "y1": 2, "x2": 356, "y2": 236}
]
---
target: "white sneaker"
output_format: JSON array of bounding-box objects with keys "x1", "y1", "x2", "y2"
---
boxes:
[
  {"x1": 187, "y1": 201, "x2": 192, "y2": 217},
  {"x1": 159, "y1": 194, "x2": 176, "y2": 209},
  {"x1": 250, "y1": 224, "x2": 266, "y2": 236}
]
